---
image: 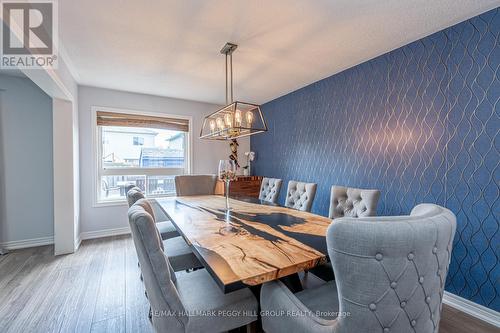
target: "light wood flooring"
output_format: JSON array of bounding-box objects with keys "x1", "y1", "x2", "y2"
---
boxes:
[{"x1": 0, "y1": 235, "x2": 497, "y2": 333}]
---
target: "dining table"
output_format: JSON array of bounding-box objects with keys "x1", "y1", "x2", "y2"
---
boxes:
[{"x1": 155, "y1": 195, "x2": 333, "y2": 293}]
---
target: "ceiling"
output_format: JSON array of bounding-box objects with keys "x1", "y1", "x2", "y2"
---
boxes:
[{"x1": 60, "y1": 0, "x2": 499, "y2": 105}]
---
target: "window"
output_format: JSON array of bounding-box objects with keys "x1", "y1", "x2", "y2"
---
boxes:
[
  {"x1": 94, "y1": 109, "x2": 191, "y2": 204},
  {"x1": 133, "y1": 136, "x2": 144, "y2": 146}
]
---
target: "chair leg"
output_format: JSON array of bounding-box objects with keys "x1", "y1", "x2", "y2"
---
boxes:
[
  {"x1": 246, "y1": 321, "x2": 257, "y2": 333},
  {"x1": 228, "y1": 322, "x2": 257, "y2": 333},
  {"x1": 184, "y1": 267, "x2": 203, "y2": 274},
  {"x1": 148, "y1": 307, "x2": 152, "y2": 321}
]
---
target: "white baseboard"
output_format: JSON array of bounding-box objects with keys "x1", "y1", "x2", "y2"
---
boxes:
[
  {"x1": 443, "y1": 291, "x2": 500, "y2": 327},
  {"x1": 0, "y1": 227, "x2": 130, "y2": 250},
  {"x1": 0, "y1": 236, "x2": 54, "y2": 250},
  {"x1": 75, "y1": 234, "x2": 82, "y2": 250},
  {"x1": 79, "y1": 227, "x2": 130, "y2": 241}
]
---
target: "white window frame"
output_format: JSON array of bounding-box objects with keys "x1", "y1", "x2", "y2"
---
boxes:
[{"x1": 91, "y1": 106, "x2": 193, "y2": 207}]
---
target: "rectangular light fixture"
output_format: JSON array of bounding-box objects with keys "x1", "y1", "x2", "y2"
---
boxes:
[{"x1": 200, "y1": 43, "x2": 268, "y2": 140}]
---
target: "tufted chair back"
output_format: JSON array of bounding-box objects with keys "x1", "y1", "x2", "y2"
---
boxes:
[
  {"x1": 125, "y1": 184, "x2": 139, "y2": 195},
  {"x1": 128, "y1": 200, "x2": 186, "y2": 332},
  {"x1": 284, "y1": 180, "x2": 317, "y2": 212},
  {"x1": 259, "y1": 178, "x2": 283, "y2": 203},
  {"x1": 174, "y1": 175, "x2": 217, "y2": 196},
  {"x1": 327, "y1": 204, "x2": 456, "y2": 333},
  {"x1": 329, "y1": 185, "x2": 381, "y2": 219},
  {"x1": 127, "y1": 187, "x2": 145, "y2": 207}
]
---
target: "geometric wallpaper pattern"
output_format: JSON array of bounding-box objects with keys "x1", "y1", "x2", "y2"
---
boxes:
[{"x1": 252, "y1": 8, "x2": 499, "y2": 310}]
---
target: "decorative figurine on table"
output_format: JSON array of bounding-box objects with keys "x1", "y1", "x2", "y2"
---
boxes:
[
  {"x1": 243, "y1": 151, "x2": 255, "y2": 176},
  {"x1": 218, "y1": 159, "x2": 237, "y2": 212},
  {"x1": 229, "y1": 139, "x2": 240, "y2": 168}
]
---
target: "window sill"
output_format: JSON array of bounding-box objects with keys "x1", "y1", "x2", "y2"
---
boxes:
[
  {"x1": 93, "y1": 193, "x2": 176, "y2": 208},
  {"x1": 93, "y1": 200, "x2": 129, "y2": 208}
]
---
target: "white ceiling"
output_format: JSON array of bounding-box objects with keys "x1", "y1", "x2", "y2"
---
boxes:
[{"x1": 60, "y1": 0, "x2": 500, "y2": 105}]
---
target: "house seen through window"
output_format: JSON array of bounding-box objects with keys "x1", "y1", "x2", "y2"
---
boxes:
[
  {"x1": 133, "y1": 136, "x2": 144, "y2": 146},
  {"x1": 96, "y1": 111, "x2": 190, "y2": 203}
]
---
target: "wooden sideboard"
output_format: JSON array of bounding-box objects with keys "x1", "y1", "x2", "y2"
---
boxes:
[{"x1": 215, "y1": 176, "x2": 263, "y2": 198}]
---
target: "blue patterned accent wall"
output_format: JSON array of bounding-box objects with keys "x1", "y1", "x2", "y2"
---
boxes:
[{"x1": 252, "y1": 8, "x2": 499, "y2": 310}]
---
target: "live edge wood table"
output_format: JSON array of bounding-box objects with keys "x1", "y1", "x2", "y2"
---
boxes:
[{"x1": 155, "y1": 195, "x2": 332, "y2": 293}]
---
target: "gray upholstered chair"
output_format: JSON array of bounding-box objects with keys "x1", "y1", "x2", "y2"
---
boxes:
[
  {"x1": 261, "y1": 204, "x2": 457, "y2": 333},
  {"x1": 126, "y1": 187, "x2": 178, "y2": 240},
  {"x1": 128, "y1": 202, "x2": 258, "y2": 333},
  {"x1": 174, "y1": 175, "x2": 217, "y2": 196},
  {"x1": 312, "y1": 185, "x2": 382, "y2": 282},
  {"x1": 284, "y1": 180, "x2": 317, "y2": 212},
  {"x1": 329, "y1": 185, "x2": 381, "y2": 218},
  {"x1": 259, "y1": 177, "x2": 283, "y2": 204},
  {"x1": 132, "y1": 198, "x2": 202, "y2": 272},
  {"x1": 126, "y1": 186, "x2": 145, "y2": 207}
]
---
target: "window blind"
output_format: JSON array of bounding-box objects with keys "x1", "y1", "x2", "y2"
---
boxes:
[{"x1": 96, "y1": 111, "x2": 189, "y2": 132}]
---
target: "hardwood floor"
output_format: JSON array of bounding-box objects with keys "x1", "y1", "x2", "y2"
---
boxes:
[
  {"x1": 0, "y1": 236, "x2": 152, "y2": 333},
  {"x1": 0, "y1": 235, "x2": 497, "y2": 333}
]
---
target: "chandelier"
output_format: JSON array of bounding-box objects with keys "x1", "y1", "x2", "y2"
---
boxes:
[{"x1": 200, "y1": 42, "x2": 268, "y2": 140}]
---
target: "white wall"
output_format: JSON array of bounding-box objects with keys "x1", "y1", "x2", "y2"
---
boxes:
[
  {"x1": 78, "y1": 85, "x2": 249, "y2": 235},
  {"x1": 53, "y1": 98, "x2": 79, "y2": 254},
  {"x1": 0, "y1": 90, "x2": 5, "y2": 245},
  {"x1": 0, "y1": 74, "x2": 54, "y2": 244}
]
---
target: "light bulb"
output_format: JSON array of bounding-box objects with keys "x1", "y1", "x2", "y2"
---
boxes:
[
  {"x1": 235, "y1": 110, "x2": 242, "y2": 127},
  {"x1": 209, "y1": 119, "x2": 216, "y2": 133},
  {"x1": 216, "y1": 117, "x2": 224, "y2": 130},
  {"x1": 245, "y1": 111, "x2": 254, "y2": 125},
  {"x1": 224, "y1": 113, "x2": 233, "y2": 127}
]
